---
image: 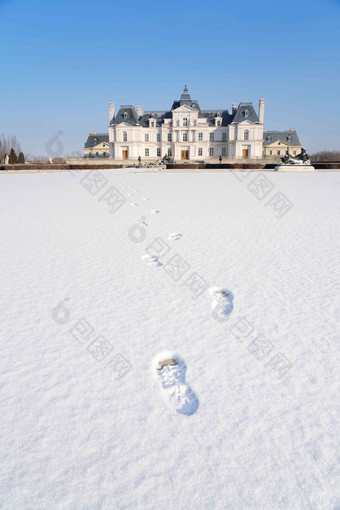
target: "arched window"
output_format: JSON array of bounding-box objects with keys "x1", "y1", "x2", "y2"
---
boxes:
[
  {"x1": 244, "y1": 130, "x2": 249, "y2": 141},
  {"x1": 123, "y1": 131, "x2": 127, "y2": 142}
]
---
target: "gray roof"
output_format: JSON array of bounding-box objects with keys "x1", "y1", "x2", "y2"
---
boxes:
[
  {"x1": 109, "y1": 89, "x2": 260, "y2": 129},
  {"x1": 199, "y1": 110, "x2": 234, "y2": 126},
  {"x1": 263, "y1": 130, "x2": 301, "y2": 146},
  {"x1": 171, "y1": 85, "x2": 201, "y2": 111},
  {"x1": 232, "y1": 103, "x2": 259, "y2": 123},
  {"x1": 140, "y1": 111, "x2": 167, "y2": 127},
  {"x1": 85, "y1": 133, "x2": 109, "y2": 148},
  {"x1": 110, "y1": 106, "x2": 140, "y2": 126}
]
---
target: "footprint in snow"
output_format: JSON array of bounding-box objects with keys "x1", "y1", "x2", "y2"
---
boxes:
[
  {"x1": 168, "y1": 233, "x2": 182, "y2": 241},
  {"x1": 151, "y1": 209, "x2": 160, "y2": 215},
  {"x1": 153, "y1": 352, "x2": 199, "y2": 416},
  {"x1": 142, "y1": 197, "x2": 149, "y2": 201},
  {"x1": 130, "y1": 203, "x2": 139, "y2": 207},
  {"x1": 210, "y1": 287, "x2": 234, "y2": 319},
  {"x1": 142, "y1": 254, "x2": 162, "y2": 267},
  {"x1": 128, "y1": 193, "x2": 135, "y2": 197}
]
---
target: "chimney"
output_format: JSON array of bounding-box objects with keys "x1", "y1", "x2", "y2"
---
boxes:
[
  {"x1": 136, "y1": 105, "x2": 142, "y2": 117},
  {"x1": 232, "y1": 103, "x2": 237, "y2": 114},
  {"x1": 109, "y1": 102, "x2": 115, "y2": 121},
  {"x1": 290, "y1": 128, "x2": 295, "y2": 132},
  {"x1": 258, "y1": 98, "x2": 265, "y2": 124}
]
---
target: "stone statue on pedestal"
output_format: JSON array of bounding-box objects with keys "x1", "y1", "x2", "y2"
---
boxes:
[{"x1": 281, "y1": 148, "x2": 311, "y2": 166}]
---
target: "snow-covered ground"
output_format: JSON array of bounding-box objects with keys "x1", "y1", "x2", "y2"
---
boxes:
[{"x1": 0, "y1": 169, "x2": 339, "y2": 510}]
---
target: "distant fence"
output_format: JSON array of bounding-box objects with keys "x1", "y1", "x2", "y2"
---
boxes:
[
  {"x1": 0, "y1": 163, "x2": 124, "y2": 171},
  {"x1": 1, "y1": 162, "x2": 340, "y2": 171}
]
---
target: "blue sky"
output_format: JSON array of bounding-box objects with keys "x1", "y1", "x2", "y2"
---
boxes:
[{"x1": 1, "y1": 0, "x2": 339, "y2": 156}]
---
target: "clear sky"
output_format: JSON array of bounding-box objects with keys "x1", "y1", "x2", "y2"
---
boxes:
[{"x1": 1, "y1": 0, "x2": 339, "y2": 156}]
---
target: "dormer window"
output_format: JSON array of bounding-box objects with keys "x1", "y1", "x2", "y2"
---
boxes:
[
  {"x1": 150, "y1": 121, "x2": 155, "y2": 127},
  {"x1": 123, "y1": 131, "x2": 127, "y2": 142},
  {"x1": 242, "y1": 109, "x2": 249, "y2": 118},
  {"x1": 244, "y1": 130, "x2": 249, "y2": 141},
  {"x1": 286, "y1": 136, "x2": 291, "y2": 143},
  {"x1": 217, "y1": 120, "x2": 221, "y2": 127},
  {"x1": 183, "y1": 118, "x2": 188, "y2": 126},
  {"x1": 123, "y1": 112, "x2": 128, "y2": 120}
]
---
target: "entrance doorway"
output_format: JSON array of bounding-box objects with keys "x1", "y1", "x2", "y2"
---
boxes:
[
  {"x1": 181, "y1": 150, "x2": 189, "y2": 160},
  {"x1": 242, "y1": 148, "x2": 249, "y2": 159},
  {"x1": 122, "y1": 149, "x2": 128, "y2": 160}
]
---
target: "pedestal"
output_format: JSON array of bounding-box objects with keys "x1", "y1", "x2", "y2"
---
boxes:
[{"x1": 274, "y1": 165, "x2": 315, "y2": 172}]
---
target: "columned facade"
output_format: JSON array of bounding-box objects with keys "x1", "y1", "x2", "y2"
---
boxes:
[{"x1": 107, "y1": 87, "x2": 265, "y2": 162}]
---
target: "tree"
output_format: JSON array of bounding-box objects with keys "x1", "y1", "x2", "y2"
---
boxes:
[
  {"x1": 9, "y1": 148, "x2": 18, "y2": 164},
  {"x1": 0, "y1": 134, "x2": 22, "y2": 163},
  {"x1": 18, "y1": 152, "x2": 25, "y2": 163}
]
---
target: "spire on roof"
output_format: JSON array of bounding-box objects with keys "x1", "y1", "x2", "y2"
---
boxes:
[{"x1": 180, "y1": 85, "x2": 191, "y2": 102}]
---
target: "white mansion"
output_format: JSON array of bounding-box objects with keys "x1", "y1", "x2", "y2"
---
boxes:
[
  {"x1": 84, "y1": 87, "x2": 265, "y2": 162},
  {"x1": 83, "y1": 87, "x2": 303, "y2": 162}
]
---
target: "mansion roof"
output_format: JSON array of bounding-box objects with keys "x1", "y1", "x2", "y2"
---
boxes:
[
  {"x1": 84, "y1": 133, "x2": 109, "y2": 148},
  {"x1": 263, "y1": 130, "x2": 301, "y2": 147},
  {"x1": 110, "y1": 86, "x2": 259, "y2": 127}
]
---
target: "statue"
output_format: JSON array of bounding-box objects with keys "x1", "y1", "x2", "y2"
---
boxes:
[
  {"x1": 281, "y1": 147, "x2": 311, "y2": 166},
  {"x1": 5, "y1": 154, "x2": 9, "y2": 165},
  {"x1": 161, "y1": 154, "x2": 174, "y2": 165}
]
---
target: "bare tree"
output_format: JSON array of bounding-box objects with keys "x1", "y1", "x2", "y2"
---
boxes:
[
  {"x1": 311, "y1": 151, "x2": 340, "y2": 162},
  {"x1": 0, "y1": 134, "x2": 22, "y2": 163}
]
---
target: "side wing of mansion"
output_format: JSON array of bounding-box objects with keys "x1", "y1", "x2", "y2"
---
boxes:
[{"x1": 83, "y1": 87, "x2": 302, "y2": 162}]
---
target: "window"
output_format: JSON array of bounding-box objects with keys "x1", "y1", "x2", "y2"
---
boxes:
[
  {"x1": 183, "y1": 118, "x2": 188, "y2": 126},
  {"x1": 198, "y1": 132, "x2": 203, "y2": 141},
  {"x1": 145, "y1": 148, "x2": 149, "y2": 157},
  {"x1": 277, "y1": 150, "x2": 281, "y2": 155},
  {"x1": 293, "y1": 150, "x2": 296, "y2": 155},
  {"x1": 157, "y1": 148, "x2": 161, "y2": 157},
  {"x1": 217, "y1": 120, "x2": 221, "y2": 127},
  {"x1": 193, "y1": 119, "x2": 197, "y2": 126},
  {"x1": 123, "y1": 131, "x2": 127, "y2": 142},
  {"x1": 222, "y1": 132, "x2": 227, "y2": 141},
  {"x1": 209, "y1": 148, "x2": 214, "y2": 157},
  {"x1": 157, "y1": 133, "x2": 161, "y2": 142},
  {"x1": 244, "y1": 130, "x2": 249, "y2": 141},
  {"x1": 222, "y1": 148, "x2": 227, "y2": 156},
  {"x1": 167, "y1": 148, "x2": 172, "y2": 157},
  {"x1": 150, "y1": 121, "x2": 155, "y2": 127},
  {"x1": 210, "y1": 133, "x2": 214, "y2": 142},
  {"x1": 269, "y1": 150, "x2": 272, "y2": 155},
  {"x1": 145, "y1": 134, "x2": 149, "y2": 142},
  {"x1": 198, "y1": 147, "x2": 203, "y2": 156},
  {"x1": 168, "y1": 133, "x2": 172, "y2": 142},
  {"x1": 183, "y1": 132, "x2": 188, "y2": 142},
  {"x1": 176, "y1": 119, "x2": 180, "y2": 126}
]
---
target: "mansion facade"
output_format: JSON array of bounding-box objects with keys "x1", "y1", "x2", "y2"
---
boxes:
[{"x1": 83, "y1": 87, "x2": 302, "y2": 162}]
